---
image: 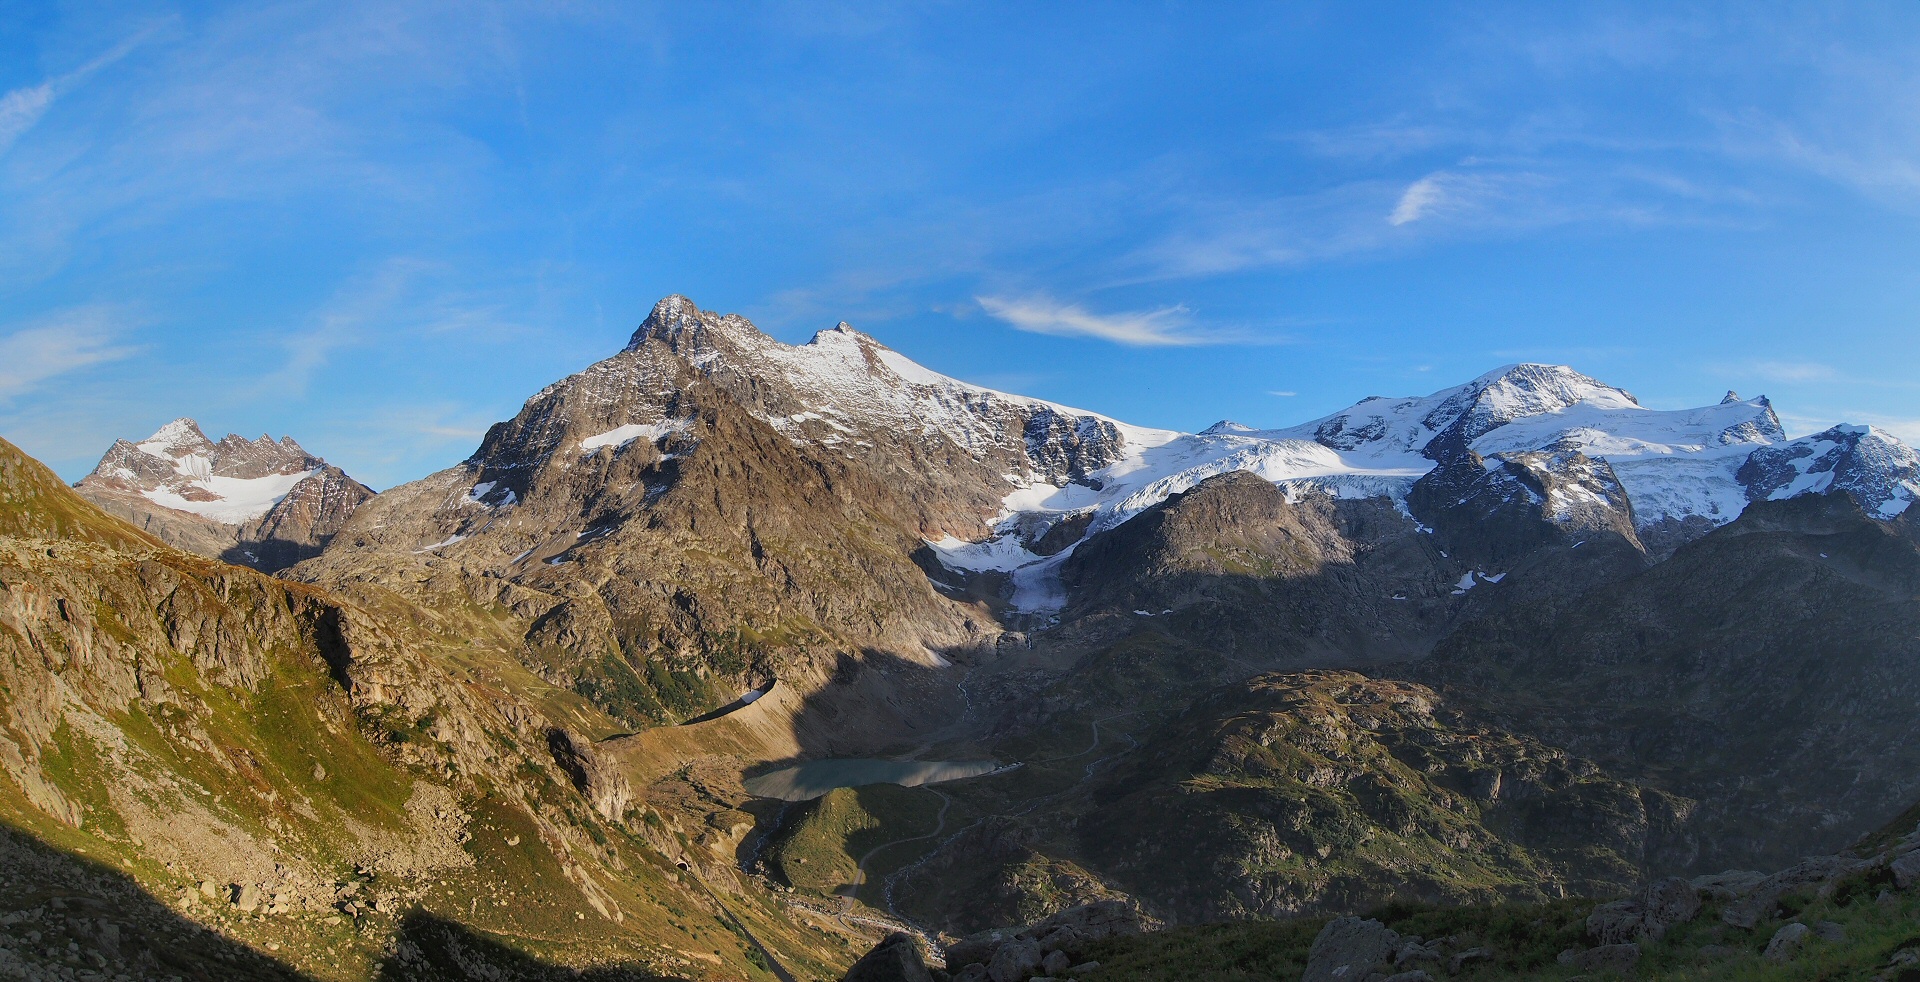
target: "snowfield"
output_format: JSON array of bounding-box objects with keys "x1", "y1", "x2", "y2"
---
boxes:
[
  {"x1": 143, "y1": 469, "x2": 317, "y2": 524},
  {"x1": 906, "y1": 364, "x2": 1916, "y2": 582}
]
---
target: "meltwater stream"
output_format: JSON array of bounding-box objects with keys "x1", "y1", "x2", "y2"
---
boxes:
[{"x1": 742, "y1": 758, "x2": 1002, "y2": 801}]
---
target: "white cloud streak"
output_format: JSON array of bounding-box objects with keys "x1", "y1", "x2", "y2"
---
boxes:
[
  {"x1": 0, "y1": 27, "x2": 156, "y2": 156},
  {"x1": 976, "y1": 295, "x2": 1203, "y2": 346},
  {"x1": 1709, "y1": 359, "x2": 1841, "y2": 384},
  {"x1": 1748, "y1": 360, "x2": 1839, "y2": 383},
  {"x1": 0, "y1": 83, "x2": 56, "y2": 155},
  {"x1": 1389, "y1": 176, "x2": 1447, "y2": 225}
]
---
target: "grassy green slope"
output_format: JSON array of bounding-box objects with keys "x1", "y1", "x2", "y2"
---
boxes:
[{"x1": 1077, "y1": 865, "x2": 1920, "y2": 982}]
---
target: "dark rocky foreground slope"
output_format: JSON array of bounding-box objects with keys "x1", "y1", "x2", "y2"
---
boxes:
[{"x1": 842, "y1": 811, "x2": 1920, "y2": 982}]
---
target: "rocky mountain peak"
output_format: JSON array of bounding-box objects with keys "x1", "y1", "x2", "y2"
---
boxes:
[
  {"x1": 625, "y1": 293, "x2": 769, "y2": 356},
  {"x1": 139, "y1": 416, "x2": 214, "y2": 455},
  {"x1": 1427, "y1": 363, "x2": 1639, "y2": 449},
  {"x1": 95, "y1": 418, "x2": 321, "y2": 487},
  {"x1": 1202, "y1": 420, "x2": 1257, "y2": 435},
  {"x1": 1739, "y1": 424, "x2": 1920, "y2": 518}
]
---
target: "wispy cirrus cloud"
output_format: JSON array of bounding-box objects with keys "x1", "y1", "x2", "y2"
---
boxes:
[
  {"x1": 0, "y1": 306, "x2": 143, "y2": 400},
  {"x1": 0, "y1": 84, "x2": 56, "y2": 155},
  {"x1": 1389, "y1": 176, "x2": 1449, "y2": 225},
  {"x1": 0, "y1": 26, "x2": 158, "y2": 155},
  {"x1": 977, "y1": 295, "x2": 1207, "y2": 346},
  {"x1": 255, "y1": 256, "x2": 540, "y2": 398},
  {"x1": 1749, "y1": 360, "x2": 1839, "y2": 383},
  {"x1": 1708, "y1": 359, "x2": 1840, "y2": 384},
  {"x1": 1124, "y1": 167, "x2": 1607, "y2": 282}
]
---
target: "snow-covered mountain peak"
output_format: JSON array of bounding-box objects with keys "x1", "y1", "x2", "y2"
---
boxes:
[
  {"x1": 624, "y1": 294, "x2": 766, "y2": 355},
  {"x1": 78, "y1": 419, "x2": 342, "y2": 525},
  {"x1": 914, "y1": 357, "x2": 1916, "y2": 599},
  {"x1": 137, "y1": 417, "x2": 214, "y2": 457},
  {"x1": 1465, "y1": 363, "x2": 1639, "y2": 410}
]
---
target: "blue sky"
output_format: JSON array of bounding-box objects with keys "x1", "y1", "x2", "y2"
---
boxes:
[{"x1": 3, "y1": 3, "x2": 1919, "y2": 487}]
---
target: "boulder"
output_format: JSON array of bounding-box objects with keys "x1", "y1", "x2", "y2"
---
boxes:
[
  {"x1": 1588, "y1": 876, "x2": 1701, "y2": 944},
  {"x1": 986, "y1": 941, "x2": 1043, "y2": 982},
  {"x1": 1892, "y1": 850, "x2": 1920, "y2": 890},
  {"x1": 1585, "y1": 901, "x2": 1642, "y2": 945},
  {"x1": 945, "y1": 900, "x2": 1146, "y2": 979},
  {"x1": 1764, "y1": 922, "x2": 1810, "y2": 963},
  {"x1": 1041, "y1": 950, "x2": 1072, "y2": 976},
  {"x1": 1691, "y1": 869, "x2": 1767, "y2": 900},
  {"x1": 1027, "y1": 900, "x2": 1145, "y2": 945},
  {"x1": 944, "y1": 930, "x2": 1016, "y2": 971},
  {"x1": 1381, "y1": 973, "x2": 1436, "y2": 982},
  {"x1": 1448, "y1": 947, "x2": 1495, "y2": 973},
  {"x1": 1393, "y1": 939, "x2": 1442, "y2": 968},
  {"x1": 1723, "y1": 857, "x2": 1866, "y2": 929},
  {"x1": 1302, "y1": 917, "x2": 1402, "y2": 982},
  {"x1": 1036, "y1": 926, "x2": 1084, "y2": 955},
  {"x1": 843, "y1": 933, "x2": 935, "y2": 982},
  {"x1": 1641, "y1": 876, "x2": 1702, "y2": 934},
  {"x1": 951, "y1": 965, "x2": 988, "y2": 982},
  {"x1": 1557, "y1": 943, "x2": 1640, "y2": 974}
]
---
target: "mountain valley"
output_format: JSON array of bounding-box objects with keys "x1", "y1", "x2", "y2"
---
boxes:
[{"x1": 6, "y1": 295, "x2": 1920, "y2": 980}]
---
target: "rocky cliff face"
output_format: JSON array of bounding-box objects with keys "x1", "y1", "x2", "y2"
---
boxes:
[
  {"x1": 1057, "y1": 472, "x2": 1454, "y2": 666},
  {"x1": 74, "y1": 418, "x2": 373, "y2": 572},
  {"x1": 291, "y1": 299, "x2": 1019, "y2": 732}
]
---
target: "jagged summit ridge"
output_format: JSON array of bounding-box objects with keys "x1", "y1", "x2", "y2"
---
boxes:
[
  {"x1": 80, "y1": 417, "x2": 326, "y2": 523},
  {"x1": 468, "y1": 296, "x2": 1157, "y2": 537}
]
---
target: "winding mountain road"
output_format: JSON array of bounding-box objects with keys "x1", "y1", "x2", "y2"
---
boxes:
[{"x1": 844, "y1": 790, "x2": 953, "y2": 907}]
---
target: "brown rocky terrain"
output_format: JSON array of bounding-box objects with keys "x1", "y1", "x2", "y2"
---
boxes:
[
  {"x1": 287, "y1": 297, "x2": 1088, "y2": 740},
  {"x1": 0, "y1": 435, "x2": 879, "y2": 979}
]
